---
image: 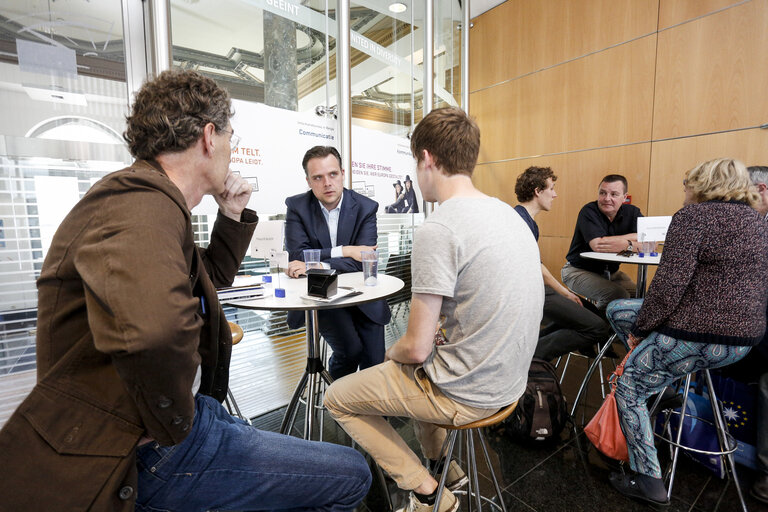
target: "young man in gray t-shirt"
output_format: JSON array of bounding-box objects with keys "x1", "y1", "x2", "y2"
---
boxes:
[{"x1": 325, "y1": 108, "x2": 543, "y2": 512}]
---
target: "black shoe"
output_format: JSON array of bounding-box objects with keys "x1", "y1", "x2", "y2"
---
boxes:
[
  {"x1": 609, "y1": 472, "x2": 670, "y2": 506},
  {"x1": 752, "y1": 473, "x2": 768, "y2": 505}
]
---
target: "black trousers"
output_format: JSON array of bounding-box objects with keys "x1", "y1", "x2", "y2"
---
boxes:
[
  {"x1": 318, "y1": 306, "x2": 385, "y2": 380},
  {"x1": 534, "y1": 285, "x2": 611, "y2": 361}
]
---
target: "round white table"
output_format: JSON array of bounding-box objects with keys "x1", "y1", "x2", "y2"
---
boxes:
[
  {"x1": 580, "y1": 251, "x2": 661, "y2": 298},
  {"x1": 222, "y1": 272, "x2": 404, "y2": 440}
]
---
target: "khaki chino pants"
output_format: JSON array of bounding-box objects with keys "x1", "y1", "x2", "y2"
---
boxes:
[{"x1": 324, "y1": 360, "x2": 496, "y2": 490}]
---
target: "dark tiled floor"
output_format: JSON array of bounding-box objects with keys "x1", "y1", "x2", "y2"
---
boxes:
[{"x1": 251, "y1": 354, "x2": 767, "y2": 512}]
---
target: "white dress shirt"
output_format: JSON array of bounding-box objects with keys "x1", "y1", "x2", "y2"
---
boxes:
[{"x1": 319, "y1": 192, "x2": 344, "y2": 259}]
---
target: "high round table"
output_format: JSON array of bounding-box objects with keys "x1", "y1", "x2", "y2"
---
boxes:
[
  {"x1": 579, "y1": 251, "x2": 661, "y2": 298},
  {"x1": 222, "y1": 272, "x2": 404, "y2": 440}
]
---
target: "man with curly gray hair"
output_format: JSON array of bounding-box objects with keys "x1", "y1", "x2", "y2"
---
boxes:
[{"x1": 0, "y1": 69, "x2": 370, "y2": 511}]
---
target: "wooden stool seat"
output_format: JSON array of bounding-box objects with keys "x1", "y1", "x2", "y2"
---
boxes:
[
  {"x1": 228, "y1": 321, "x2": 244, "y2": 345},
  {"x1": 438, "y1": 402, "x2": 518, "y2": 430}
]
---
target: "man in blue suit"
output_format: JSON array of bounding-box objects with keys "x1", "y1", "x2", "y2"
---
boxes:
[{"x1": 285, "y1": 146, "x2": 391, "y2": 379}]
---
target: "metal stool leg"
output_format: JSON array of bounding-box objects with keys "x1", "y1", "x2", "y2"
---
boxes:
[
  {"x1": 703, "y1": 370, "x2": 748, "y2": 512},
  {"x1": 469, "y1": 431, "x2": 482, "y2": 511},
  {"x1": 374, "y1": 462, "x2": 394, "y2": 512},
  {"x1": 477, "y1": 428, "x2": 507, "y2": 512},
  {"x1": 558, "y1": 353, "x2": 573, "y2": 385},
  {"x1": 463, "y1": 430, "x2": 473, "y2": 512},
  {"x1": 225, "y1": 387, "x2": 250, "y2": 424},
  {"x1": 432, "y1": 431, "x2": 459, "y2": 512},
  {"x1": 665, "y1": 373, "x2": 693, "y2": 500},
  {"x1": 571, "y1": 334, "x2": 617, "y2": 417}
]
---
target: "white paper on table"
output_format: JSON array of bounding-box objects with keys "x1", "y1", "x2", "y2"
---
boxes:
[
  {"x1": 300, "y1": 286, "x2": 361, "y2": 303},
  {"x1": 637, "y1": 216, "x2": 672, "y2": 241}
]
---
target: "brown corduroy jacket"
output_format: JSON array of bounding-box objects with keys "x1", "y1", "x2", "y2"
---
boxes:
[{"x1": 0, "y1": 160, "x2": 257, "y2": 511}]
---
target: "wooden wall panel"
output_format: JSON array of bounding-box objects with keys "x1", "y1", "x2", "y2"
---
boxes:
[
  {"x1": 653, "y1": 0, "x2": 768, "y2": 139},
  {"x1": 473, "y1": 143, "x2": 652, "y2": 238},
  {"x1": 659, "y1": 0, "x2": 745, "y2": 29},
  {"x1": 647, "y1": 128, "x2": 768, "y2": 216},
  {"x1": 469, "y1": 0, "x2": 658, "y2": 92},
  {"x1": 472, "y1": 36, "x2": 655, "y2": 163}
]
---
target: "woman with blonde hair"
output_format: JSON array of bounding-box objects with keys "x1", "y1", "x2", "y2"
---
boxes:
[{"x1": 604, "y1": 158, "x2": 768, "y2": 505}]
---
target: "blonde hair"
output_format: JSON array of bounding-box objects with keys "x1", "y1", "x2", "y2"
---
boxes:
[{"x1": 685, "y1": 158, "x2": 760, "y2": 208}]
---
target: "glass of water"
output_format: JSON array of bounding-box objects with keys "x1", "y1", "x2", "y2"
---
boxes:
[{"x1": 361, "y1": 250, "x2": 378, "y2": 286}]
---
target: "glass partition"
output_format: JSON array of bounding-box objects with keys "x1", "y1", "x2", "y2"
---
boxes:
[{"x1": 0, "y1": 1, "x2": 131, "y2": 426}]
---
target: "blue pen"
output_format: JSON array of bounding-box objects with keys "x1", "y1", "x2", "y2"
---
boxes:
[{"x1": 200, "y1": 296, "x2": 206, "y2": 314}]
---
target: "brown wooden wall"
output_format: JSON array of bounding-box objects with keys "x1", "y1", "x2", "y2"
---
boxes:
[{"x1": 469, "y1": 0, "x2": 768, "y2": 281}]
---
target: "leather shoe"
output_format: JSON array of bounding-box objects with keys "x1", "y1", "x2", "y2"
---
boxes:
[
  {"x1": 752, "y1": 473, "x2": 768, "y2": 505},
  {"x1": 609, "y1": 472, "x2": 670, "y2": 506}
]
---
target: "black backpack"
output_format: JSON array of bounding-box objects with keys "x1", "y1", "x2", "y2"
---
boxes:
[{"x1": 506, "y1": 358, "x2": 569, "y2": 443}]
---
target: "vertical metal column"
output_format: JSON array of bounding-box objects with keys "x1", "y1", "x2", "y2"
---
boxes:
[
  {"x1": 461, "y1": 0, "x2": 470, "y2": 112},
  {"x1": 422, "y1": 0, "x2": 435, "y2": 216},
  {"x1": 336, "y1": 0, "x2": 353, "y2": 186},
  {"x1": 145, "y1": 0, "x2": 173, "y2": 76},
  {"x1": 121, "y1": 0, "x2": 149, "y2": 104},
  {"x1": 423, "y1": 0, "x2": 434, "y2": 116}
]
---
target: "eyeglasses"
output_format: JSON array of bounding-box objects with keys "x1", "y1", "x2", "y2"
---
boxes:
[{"x1": 220, "y1": 128, "x2": 241, "y2": 151}]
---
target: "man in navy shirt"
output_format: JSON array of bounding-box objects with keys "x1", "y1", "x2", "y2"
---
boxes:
[
  {"x1": 514, "y1": 167, "x2": 610, "y2": 360},
  {"x1": 561, "y1": 174, "x2": 643, "y2": 310}
]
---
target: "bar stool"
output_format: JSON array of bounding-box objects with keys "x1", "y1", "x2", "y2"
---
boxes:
[
  {"x1": 568, "y1": 333, "x2": 620, "y2": 420},
  {"x1": 224, "y1": 322, "x2": 249, "y2": 424},
  {"x1": 654, "y1": 369, "x2": 748, "y2": 511},
  {"x1": 432, "y1": 402, "x2": 518, "y2": 512}
]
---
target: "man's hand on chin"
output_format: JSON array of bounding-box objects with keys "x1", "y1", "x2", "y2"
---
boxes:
[{"x1": 215, "y1": 170, "x2": 252, "y2": 221}]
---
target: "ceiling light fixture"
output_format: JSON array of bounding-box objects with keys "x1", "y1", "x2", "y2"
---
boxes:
[{"x1": 388, "y1": 3, "x2": 407, "y2": 13}]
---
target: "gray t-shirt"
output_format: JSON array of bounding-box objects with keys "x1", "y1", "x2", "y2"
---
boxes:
[{"x1": 412, "y1": 196, "x2": 544, "y2": 408}]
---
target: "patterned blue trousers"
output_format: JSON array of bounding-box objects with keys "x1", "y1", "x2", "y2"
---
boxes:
[{"x1": 606, "y1": 299, "x2": 750, "y2": 478}]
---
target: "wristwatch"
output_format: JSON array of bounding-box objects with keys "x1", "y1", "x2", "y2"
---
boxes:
[{"x1": 627, "y1": 240, "x2": 634, "y2": 251}]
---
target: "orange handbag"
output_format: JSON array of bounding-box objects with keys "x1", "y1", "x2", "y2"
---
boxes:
[{"x1": 584, "y1": 349, "x2": 633, "y2": 461}]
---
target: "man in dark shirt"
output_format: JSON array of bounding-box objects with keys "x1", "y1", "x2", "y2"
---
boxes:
[
  {"x1": 561, "y1": 174, "x2": 643, "y2": 310},
  {"x1": 514, "y1": 167, "x2": 610, "y2": 360}
]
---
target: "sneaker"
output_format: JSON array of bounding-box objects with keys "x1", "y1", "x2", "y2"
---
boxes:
[
  {"x1": 406, "y1": 489, "x2": 459, "y2": 512},
  {"x1": 440, "y1": 460, "x2": 468, "y2": 491}
]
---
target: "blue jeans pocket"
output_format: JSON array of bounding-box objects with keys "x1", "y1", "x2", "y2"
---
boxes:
[{"x1": 137, "y1": 443, "x2": 179, "y2": 480}]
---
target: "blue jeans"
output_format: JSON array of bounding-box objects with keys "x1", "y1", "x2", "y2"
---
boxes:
[
  {"x1": 606, "y1": 299, "x2": 750, "y2": 478},
  {"x1": 135, "y1": 394, "x2": 371, "y2": 512}
]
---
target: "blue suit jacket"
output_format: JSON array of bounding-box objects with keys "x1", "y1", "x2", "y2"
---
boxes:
[{"x1": 284, "y1": 189, "x2": 391, "y2": 328}]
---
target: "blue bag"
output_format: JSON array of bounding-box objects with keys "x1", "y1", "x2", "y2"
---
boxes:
[
  {"x1": 655, "y1": 389, "x2": 725, "y2": 479},
  {"x1": 707, "y1": 371, "x2": 759, "y2": 470}
]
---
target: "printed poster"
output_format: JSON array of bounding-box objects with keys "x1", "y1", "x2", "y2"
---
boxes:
[{"x1": 192, "y1": 101, "x2": 420, "y2": 216}]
